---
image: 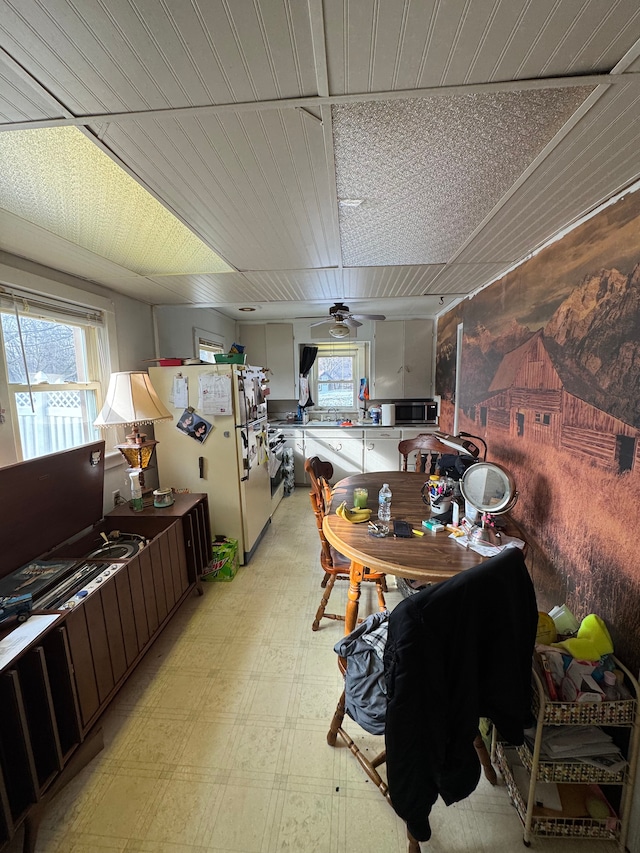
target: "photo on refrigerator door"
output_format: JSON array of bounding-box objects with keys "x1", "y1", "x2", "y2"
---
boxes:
[{"x1": 176, "y1": 409, "x2": 212, "y2": 443}]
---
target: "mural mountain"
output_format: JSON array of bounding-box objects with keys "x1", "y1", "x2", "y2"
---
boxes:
[
  {"x1": 460, "y1": 264, "x2": 640, "y2": 429},
  {"x1": 544, "y1": 263, "x2": 640, "y2": 429}
]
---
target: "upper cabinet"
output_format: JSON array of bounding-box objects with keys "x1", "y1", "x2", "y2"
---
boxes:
[
  {"x1": 373, "y1": 320, "x2": 434, "y2": 399},
  {"x1": 239, "y1": 323, "x2": 296, "y2": 400}
]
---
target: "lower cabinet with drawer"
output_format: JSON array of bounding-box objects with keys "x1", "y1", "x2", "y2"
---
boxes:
[{"x1": 304, "y1": 429, "x2": 364, "y2": 483}]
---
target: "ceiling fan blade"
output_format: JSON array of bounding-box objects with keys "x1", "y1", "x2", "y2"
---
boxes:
[
  {"x1": 350, "y1": 313, "x2": 386, "y2": 321},
  {"x1": 344, "y1": 317, "x2": 362, "y2": 328},
  {"x1": 309, "y1": 318, "x2": 331, "y2": 327}
]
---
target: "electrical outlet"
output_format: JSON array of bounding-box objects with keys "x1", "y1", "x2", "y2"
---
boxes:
[{"x1": 112, "y1": 489, "x2": 120, "y2": 507}]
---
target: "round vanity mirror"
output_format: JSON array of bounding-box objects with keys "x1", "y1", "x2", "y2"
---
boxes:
[{"x1": 460, "y1": 462, "x2": 518, "y2": 516}]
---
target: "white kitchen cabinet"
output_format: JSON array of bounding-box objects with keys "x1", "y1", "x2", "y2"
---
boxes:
[
  {"x1": 281, "y1": 428, "x2": 306, "y2": 485},
  {"x1": 304, "y1": 429, "x2": 364, "y2": 484},
  {"x1": 400, "y1": 427, "x2": 439, "y2": 441},
  {"x1": 239, "y1": 323, "x2": 296, "y2": 399},
  {"x1": 363, "y1": 428, "x2": 402, "y2": 472},
  {"x1": 238, "y1": 323, "x2": 267, "y2": 367},
  {"x1": 265, "y1": 324, "x2": 296, "y2": 399},
  {"x1": 373, "y1": 319, "x2": 434, "y2": 399}
]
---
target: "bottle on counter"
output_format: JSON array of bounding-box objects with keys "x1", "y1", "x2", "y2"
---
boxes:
[{"x1": 378, "y1": 483, "x2": 392, "y2": 522}]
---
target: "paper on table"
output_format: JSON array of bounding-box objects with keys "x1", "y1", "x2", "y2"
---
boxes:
[
  {"x1": 0, "y1": 614, "x2": 61, "y2": 670},
  {"x1": 450, "y1": 534, "x2": 526, "y2": 557}
]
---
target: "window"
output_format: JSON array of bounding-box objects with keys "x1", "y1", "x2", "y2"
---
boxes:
[
  {"x1": 534, "y1": 412, "x2": 551, "y2": 425},
  {"x1": 310, "y1": 342, "x2": 368, "y2": 412},
  {"x1": 0, "y1": 288, "x2": 110, "y2": 460},
  {"x1": 194, "y1": 328, "x2": 224, "y2": 363}
]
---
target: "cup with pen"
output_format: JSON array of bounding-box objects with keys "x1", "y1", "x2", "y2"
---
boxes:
[{"x1": 422, "y1": 475, "x2": 454, "y2": 519}]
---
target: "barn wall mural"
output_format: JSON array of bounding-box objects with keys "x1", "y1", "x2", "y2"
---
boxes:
[{"x1": 436, "y1": 187, "x2": 640, "y2": 674}]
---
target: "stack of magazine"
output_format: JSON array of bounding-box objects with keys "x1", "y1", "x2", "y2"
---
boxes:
[{"x1": 524, "y1": 725, "x2": 627, "y2": 774}]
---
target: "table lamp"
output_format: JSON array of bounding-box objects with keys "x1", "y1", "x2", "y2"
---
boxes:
[{"x1": 93, "y1": 371, "x2": 172, "y2": 490}]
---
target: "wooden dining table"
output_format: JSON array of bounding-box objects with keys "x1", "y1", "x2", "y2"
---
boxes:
[
  {"x1": 322, "y1": 470, "x2": 513, "y2": 635},
  {"x1": 322, "y1": 471, "x2": 510, "y2": 829}
]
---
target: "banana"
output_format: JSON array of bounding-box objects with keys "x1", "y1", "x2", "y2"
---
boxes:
[{"x1": 335, "y1": 501, "x2": 371, "y2": 523}]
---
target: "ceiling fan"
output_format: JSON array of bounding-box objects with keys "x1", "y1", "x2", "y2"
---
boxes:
[{"x1": 297, "y1": 302, "x2": 386, "y2": 338}]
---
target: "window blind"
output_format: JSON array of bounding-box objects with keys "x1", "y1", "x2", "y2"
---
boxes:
[{"x1": 0, "y1": 286, "x2": 104, "y2": 327}]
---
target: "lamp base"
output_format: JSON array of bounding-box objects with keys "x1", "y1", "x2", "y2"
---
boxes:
[{"x1": 115, "y1": 439, "x2": 157, "y2": 483}]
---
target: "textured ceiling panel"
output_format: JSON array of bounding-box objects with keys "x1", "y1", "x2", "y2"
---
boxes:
[
  {"x1": 456, "y1": 79, "x2": 640, "y2": 266},
  {"x1": 333, "y1": 88, "x2": 593, "y2": 267},
  {"x1": 101, "y1": 107, "x2": 339, "y2": 271},
  {"x1": 0, "y1": 126, "x2": 233, "y2": 275},
  {"x1": 0, "y1": 0, "x2": 317, "y2": 113},
  {"x1": 324, "y1": 0, "x2": 640, "y2": 92}
]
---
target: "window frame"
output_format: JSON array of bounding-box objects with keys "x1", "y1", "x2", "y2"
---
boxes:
[
  {"x1": 308, "y1": 342, "x2": 369, "y2": 414},
  {"x1": 0, "y1": 264, "x2": 116, "y2": 463},
  {"x1": 193, "y1": 327, "x2": 224, "y2": 363}
]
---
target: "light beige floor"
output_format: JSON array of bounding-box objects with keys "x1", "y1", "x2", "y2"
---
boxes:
[{"x1": 7, "y1": 489, "x2": 618, "y2": 853}]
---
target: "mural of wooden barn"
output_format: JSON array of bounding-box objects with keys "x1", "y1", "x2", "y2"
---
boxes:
[{"x1": 463, "y1": 330, "x2": 638, "y2": 473}]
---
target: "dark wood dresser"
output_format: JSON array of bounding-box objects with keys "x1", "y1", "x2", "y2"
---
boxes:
[{"x1": 0, "y1": 443, "x2": 211, "y2": 852}]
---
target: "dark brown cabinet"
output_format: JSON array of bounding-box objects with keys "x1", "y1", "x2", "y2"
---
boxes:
[{"x1": 61, "y1": 493, "x2": 211, "y2": 733}]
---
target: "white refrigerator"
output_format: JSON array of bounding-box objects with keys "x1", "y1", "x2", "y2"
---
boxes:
[{"x1": 149, "y1": 364, "x2": 272, "y2": 564}]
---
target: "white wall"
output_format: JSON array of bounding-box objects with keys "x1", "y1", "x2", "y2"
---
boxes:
[
  {"x1": 0, "y1": 253, "x2": 157, "y2": 513},
  {"x1": 154, "y1": 305, "x2": 238, "y2": 358}
]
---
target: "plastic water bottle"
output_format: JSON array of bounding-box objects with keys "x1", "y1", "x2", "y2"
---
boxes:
[{"x1": 378, "y1": 483, "x2": 392, "y2": 522}]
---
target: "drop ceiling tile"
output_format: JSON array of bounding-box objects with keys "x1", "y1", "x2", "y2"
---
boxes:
[
  {"x1": 324, "y1": 0, "x2": 640, "y2": 92},
  {"x1": 102, "y1": 107, "x2": 339, "y2": 271},
  {"x1": 333, "y1": 87, "x2": 593, "y2": 267},
  {"x1": 455, "y1": 79, "x2": 640, "y2": 266},
  {"x1": 342, "y1": 266, "x2": 444, "y2": 297},
  {"x1": 0, "y1": 58, "x2": 60, "y2": 122},
  {"x1": 0, "y1": 0, "x2": 317, "y2": 114},
  {"x1": 427, "y1": 262, "x2": 511, "y2": 295}
]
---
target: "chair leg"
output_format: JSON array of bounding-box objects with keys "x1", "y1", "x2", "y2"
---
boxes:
[
  {"x1": 328, "y1": 690, "x2": 390, "y2": 801},
  {"x1": 407, "y1": 830, "x2": 421, "y2": 853},
  {"x1": 313, "y1": 572, "x2": 343, "y2": 631},
  {"x1": 375, "y1": 577, "x2": 387, "y2": 612},
  {"x1": 320, "y1": 571, "x2": 330, "y2": 588},
  {"x1": 327, "y1": 688, "x2": 347, "y2": 746},
  {"x1": 473, "y1": 731, "x2": 497, "y2": 785}
]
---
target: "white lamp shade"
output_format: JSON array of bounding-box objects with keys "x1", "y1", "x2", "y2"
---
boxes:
[{"x1": 94, "y1": 371, "x2": 172, "y2": 428}]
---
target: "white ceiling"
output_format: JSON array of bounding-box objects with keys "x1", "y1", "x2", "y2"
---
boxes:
[{"x1": 1, "y1": 0, "x2": 640, "y2": 323}]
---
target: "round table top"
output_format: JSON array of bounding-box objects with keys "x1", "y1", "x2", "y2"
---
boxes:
[{"x1": 322, "y1": 471, "x2": 500, "y2": 583}]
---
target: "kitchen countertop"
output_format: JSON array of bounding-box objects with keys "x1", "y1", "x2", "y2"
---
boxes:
[{"x1": 270, "y1": 420, "x2": 438, "y2": 430}]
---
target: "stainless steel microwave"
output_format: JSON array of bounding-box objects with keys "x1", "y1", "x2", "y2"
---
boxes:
[{"x1": 394, "y1": 400, "x2": 438, "y2": 424}]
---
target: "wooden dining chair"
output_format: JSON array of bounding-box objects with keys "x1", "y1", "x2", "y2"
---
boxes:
[
  {"x1": 304, "y1": 456, "x2": 387, "y2": 631},
  {"x1": 398, "y1": 434, "x2": 453, "y2": 475}
]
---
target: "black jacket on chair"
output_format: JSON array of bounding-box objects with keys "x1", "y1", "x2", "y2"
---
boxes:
[{"x1": 383, "y1": 547, "x2": 537, "y2": 841}]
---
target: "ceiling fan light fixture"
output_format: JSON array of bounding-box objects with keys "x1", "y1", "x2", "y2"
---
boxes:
[{"x1": 329, "y1": 321, "x2": 351, "y2": 338}]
